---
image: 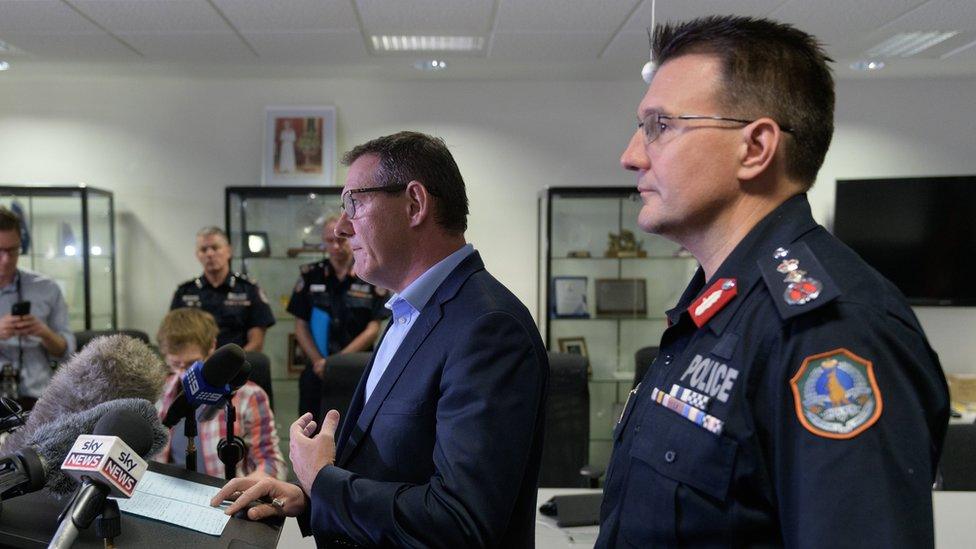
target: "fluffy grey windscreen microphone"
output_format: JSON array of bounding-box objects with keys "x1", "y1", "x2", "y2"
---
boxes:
[
  {"x1": 1, "y1": 334, "x2": 169, "y2": 452},
  {"x1": 30, "y1": 398, "x2": 169, "y2": 497}
]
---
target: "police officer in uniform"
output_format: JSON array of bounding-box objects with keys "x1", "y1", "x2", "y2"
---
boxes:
[
  {"x1": 170, "y1": 226, "x2": 275, "y2": 352},
  {"x1": 287, "y1": 216, "x2": 387, "y2": 418},
  {"x1": 598, "y1": 16, "x2": 949, "y2": 547}
]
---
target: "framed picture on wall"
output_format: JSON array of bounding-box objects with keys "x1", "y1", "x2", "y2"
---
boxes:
[{"x1": 263, "y1": 106, "x2": 337, "y2": 186}]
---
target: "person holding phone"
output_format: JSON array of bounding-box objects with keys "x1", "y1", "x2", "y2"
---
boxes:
[{"x1": 0, "y1": 206, "x2": 74, "y2": 410}]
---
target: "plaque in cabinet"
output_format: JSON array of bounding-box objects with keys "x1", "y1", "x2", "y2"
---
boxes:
[{"x1": 595, "y1": 278, "x2": 647, "y2": 317}]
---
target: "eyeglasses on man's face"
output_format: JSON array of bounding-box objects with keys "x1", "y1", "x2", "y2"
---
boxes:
[
  {"x1": 340, "y1": 183, "x2": 408, "y2": 220},
  {"x1": 637, "y1": 112, "x2": 795, "y2": 145}
]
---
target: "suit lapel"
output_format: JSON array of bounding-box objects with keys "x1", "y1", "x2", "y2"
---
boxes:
[{"x1": 335, "y1": 252, "x2": 484, "y2": 467}]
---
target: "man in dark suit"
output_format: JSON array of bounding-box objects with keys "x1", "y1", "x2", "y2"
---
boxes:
[{"x1": 215, "y1": 131, "x2": 549, "y2": 548}]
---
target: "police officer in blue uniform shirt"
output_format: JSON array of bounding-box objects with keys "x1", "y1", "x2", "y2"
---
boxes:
[
  {"x1": 170, "y1": 226, "x2": 275, "y2": 352},
  {"x1": 598, "y1": 16, "x2": 950, "y2": 548},
  {"x1": 287, "y1": 216, "x2": 387, "y2": 418}
]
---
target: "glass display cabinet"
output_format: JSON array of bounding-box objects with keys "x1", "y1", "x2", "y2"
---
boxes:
[
  {"x1": 0, "y1": 185, "x2": 116, "y2": 331},
  {"x1": 538, "y1": 186, "x2": 698, "y2": 469},
  {"x1": 225, "y1": 186, "x2": 344, "y2": 379}
]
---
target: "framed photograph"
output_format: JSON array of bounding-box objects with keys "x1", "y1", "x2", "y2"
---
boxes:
[
  {"x1": 550, "y1": 276, "x2": 590, "y2": 318},
  {"x1": 264, "y1": 106, "x2": 336, "y2": 186},
  {"x1": 286, "y1": 333, "x2": 308, "y2": 375},
  {"x1": 557, "y1": 337, "x2": 588, "y2": 357},
  {"x1": 596, "y1": 278, "x2": 647, "y2": 317}
]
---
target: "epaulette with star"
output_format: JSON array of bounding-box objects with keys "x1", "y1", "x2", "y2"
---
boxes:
[{"x1": 758, "y1": 242, "x2": 840, "y2": 320}]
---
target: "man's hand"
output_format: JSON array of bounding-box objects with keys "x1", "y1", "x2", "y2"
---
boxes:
[
  {"x1": 312, "y1": 357, "x2": 327, "y2": 379},
  {"x1": 290, "y1": 410, "x2": 340, "y2": 494},
  {"x1": 13, "y1": 315, "x2": 49, "y2": 337},
  {"x1": 211, "y1": 476, "x2": 306, "y2": 520},
  {"x1": 0, "y1": 315, "x2": 18, "y2": 339}
]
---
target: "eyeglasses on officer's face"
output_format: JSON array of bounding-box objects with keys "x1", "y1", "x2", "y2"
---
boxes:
[
  {"x1": 637, "y1": 112, "x2": 795, "y2": 145},
  {"x1": 340, "y1": 183, "x2": 408, "y2": 220}
]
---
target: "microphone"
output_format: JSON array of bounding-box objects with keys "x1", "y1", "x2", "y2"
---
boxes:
[
  {"x1": 49, "y1": 406, "x2": 159, "y2": 549},
  {"x1": 1, "y1": 335, "x2": 169, "y2": 453},
  {"x1": 163, "y1": 344, "x2": 246, "y2": 428},
  {"x1": 0, "y1": 398, "x2": 167, "y2": 500}
]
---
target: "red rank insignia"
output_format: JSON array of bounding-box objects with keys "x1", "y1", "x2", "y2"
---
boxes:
[{"x1": 687, "y1": 278, "x2": 738, "y2": 328}]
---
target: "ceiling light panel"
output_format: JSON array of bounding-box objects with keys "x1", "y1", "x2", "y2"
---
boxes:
[
  {"x1": 866, "y1": 31, "x2": 958, "y2": 58},
  {"x1": 370, "y1": 35, "x2": 484, "y2": 52}
]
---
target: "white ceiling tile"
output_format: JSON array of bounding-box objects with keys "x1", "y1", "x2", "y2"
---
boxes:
[
  {"x1": 0, "y1": 31, "x2": 136, "y2": 59},
  {"x1": 490, "y1": 32, "x2": 609, "y2": 60},
  {"x1": 0, "y1": 0, "x2": 101, "y2": 32},
  {"x1": 70, "y1": 0, "x2": 230, "y2": 33},
  {"x1": 356, "y1": 0, "x2": 494, "y2": 34},
  {"x1": 769, "y1": 0, "x2": 927, "y2": 50},
  {"x1": 118, "y1": 31, "x2": 254, "y2": 62},
  {"x1": 622, "y1": 0, "x2": 783, "y2": 33},
  {"x1": 494, "y1": 0, "x2": 638, "y2": 33},
  {"x1": 600, "y1": 30, "x2": 653, "y2": 62},
  {"x1": 878, "y1": 0, "x2": 976, "y2": 32},
  {"x1": 245, "y1": 30, "x2": 369, "y2": 63},
  {"x1": 211, "y1": 0, "x2": 358, "y2": 32}
]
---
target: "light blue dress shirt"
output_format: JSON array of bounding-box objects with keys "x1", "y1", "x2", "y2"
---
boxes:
[{"x1": 364, "y1": 243, "x2": 475, "y2": 403}]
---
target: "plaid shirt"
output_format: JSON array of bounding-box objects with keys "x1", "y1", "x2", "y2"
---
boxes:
[{"x1": 156, "y1": 375, "x2": 286, "y2": 479}]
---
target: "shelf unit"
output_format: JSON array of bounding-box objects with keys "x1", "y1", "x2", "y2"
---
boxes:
[
  {"x1": 538, "y1": 186, "x2": 697, "y2": 468},
  {"x1": 0, "y1": 185, "x2": 116, "y2": 331},
  {"x1": 225, "y1": 186, "x2": 344, "y2": 379}
]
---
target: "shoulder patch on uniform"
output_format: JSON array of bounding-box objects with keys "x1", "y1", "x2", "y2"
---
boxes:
[
  {"x1": 235, "y1": 272, "x2": 251, "y2": 282},
  {"x1": 294, "y1": 276, "x2": 304, "y2": 293},
  {"x1": 789, "y1": 348, "x2": 882, "y2": 439},
  {"x1": 258, "y1": 287, "x2": 269, "y2": 304},
  {"x1": 758, "y1": 242, "x2": 840, "y2": 320}
]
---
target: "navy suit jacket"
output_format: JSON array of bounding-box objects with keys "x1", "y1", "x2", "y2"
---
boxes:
[{"x1": 304, "y1": 252, "x2": 549, "y2": 548}]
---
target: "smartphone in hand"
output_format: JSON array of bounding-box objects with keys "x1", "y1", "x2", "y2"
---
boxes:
[{"x1": 11, "y1": 301, "x2": 30, "y2": 317}]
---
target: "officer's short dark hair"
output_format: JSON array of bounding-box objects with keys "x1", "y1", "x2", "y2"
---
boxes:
[
  {"x1": 342, "y1": 131, "x2": 469, "y2": 235},
  {"x1": 196, "y1": 226, "x2": 229, "y2": 245},
  {"x1": 653, "y1": 15, "x2": 834, "y2": 188},
  {"x1": 0, "y1": 206, "x2": 22, "y2": 235}
]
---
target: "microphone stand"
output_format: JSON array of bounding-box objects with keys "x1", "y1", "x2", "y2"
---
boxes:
[
  {"x1": 184, "y1": 410, "x2": 198, "y2": 473},
  {"x1": 48, "y1": 477, "x2": 110, "y2": 549},
  {"x1": 217, "y1": 393, "x2": 246, "y2": 480}
]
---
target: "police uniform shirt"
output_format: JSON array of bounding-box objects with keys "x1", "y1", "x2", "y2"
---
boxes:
[
  {"x1": 286, "y1": 260, "x2": 388, "y2": 355},
  {"x1": 170, "y1": 272, "x2": 276, "y2": 348},
  {"x1": 596, "y1": 194, "x2": 949, "y2": 548},
  {"x1": 0, "y1": 269, "x2": 76, "y2": 398}
]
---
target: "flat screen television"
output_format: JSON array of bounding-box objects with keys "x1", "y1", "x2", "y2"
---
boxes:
[{"x1": 833, "y1": 176, "x2": 976, "y2": 306}]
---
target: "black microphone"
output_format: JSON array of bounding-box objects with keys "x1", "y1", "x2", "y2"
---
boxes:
[
  {"x1": 1, "y1": 335, "x2": 169, "y2": 453},
  {"x1": 49, "y1": 405, "x2": 160, "y2": 549},
  {"x1": 163, "y1": 344, "x2": 246, "y2": 428},
  {"x1": 0, "y1": 398, "x2": 167, "y2": 501}
]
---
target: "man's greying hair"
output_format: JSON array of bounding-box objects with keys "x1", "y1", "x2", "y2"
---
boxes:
[
  {"x1": 0, "y1": 206, "x2": 22, "y2": 234},
  {"x1": 653, "y1": 15, "x2": 835, "y2": 187},
  {"x1": 342, "y1": 131, "x2": 469, "y2": 234},
  {"x1": 197, "y1": 226, "x2": 229, "y2": 244}
]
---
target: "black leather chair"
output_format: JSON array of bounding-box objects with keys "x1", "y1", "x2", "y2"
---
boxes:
[
  {"x1": 244, "y1": 351, "x2": 275, "y2": 410},
  {"x1": 320, "y1": 352, "x2": 372, "y2": 430},
  {"x1": 939, "y1": 423, "x2": 976, "y2": 490},
  {"x1": 539, "y1": 351, "x2": 592, "y2": 488},
  {"x1": 74, "y1": 329, "x2": 151, "y2": 352},
  {"x1": 634, "y1": 346, "x2": 659, "y2": 389}
]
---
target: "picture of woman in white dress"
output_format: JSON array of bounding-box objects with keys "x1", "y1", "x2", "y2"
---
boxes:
[{"x1": 277, "y1": 119, "x2": 297, "y2": 174}]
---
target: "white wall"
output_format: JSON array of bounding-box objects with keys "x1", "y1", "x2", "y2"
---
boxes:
[{"x1": 0, "y1": 71, "x2": 974, "y2": 373}]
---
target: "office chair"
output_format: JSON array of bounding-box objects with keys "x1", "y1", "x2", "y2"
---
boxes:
[
  {"x1": 938, "y1": 422, "x2": 976, "y2": 491},
  {"x1": 539, "y1": 351, "x2": 598, "y2": 488},
  {"x1": 634, "y1": 346, "x2": 659, "y2": 389},
  {"x1": 74, "y1": 329, "x2": 151, "y2": 352},
  {"x1": 320, "y1": 352, "x2": 372, "y2": 431}
]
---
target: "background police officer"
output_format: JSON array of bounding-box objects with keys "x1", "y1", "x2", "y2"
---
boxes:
[
  {"x1": 170, "y1": 226, "x2": 275, "y2": 352},
  {"x1": 287, "y1": 216, "x2": 386, "y2": 418},
  {"x1": 598, "y1": 16, "x2": 949, "y2": 547}
]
